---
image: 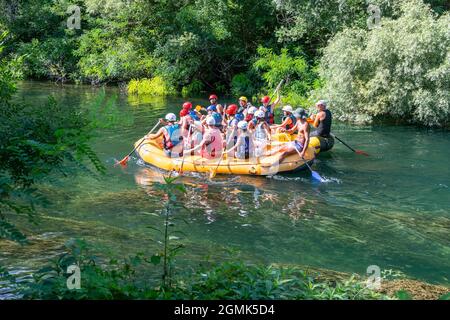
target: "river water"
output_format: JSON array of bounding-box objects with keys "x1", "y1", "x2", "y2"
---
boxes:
[{"x1": 1, "y1": 82, "x2": 449, "y2": 296}]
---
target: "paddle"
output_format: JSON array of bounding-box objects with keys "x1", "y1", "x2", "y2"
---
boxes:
[
  {"x1": 331, "y1": 133, "x2": 369, "y2": 156},
  {"x1": 209, "y1": 150, "x2": 225, "y2": 179},
  {"x1": 293, "y1": 146, "x2": 324, "y2": 182},
  {"x1": 116, "y1": 121, "x2": 160, "y2": 167},
  {"x1": 178, "y1": 124, "x2": 192, "y2": 175},
  {"x1": 209, "y1": 128, "x2": 235, "y2": 179},
  {"x1": 306, "y1": 117, "x2": 369, "y2": 156}
]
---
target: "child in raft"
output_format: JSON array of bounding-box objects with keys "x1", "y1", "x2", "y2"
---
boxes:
[
  {"x1": 224, "y1": 121, "x2": 256, "y2": 160},
  {"x1": 183, "y1": 116, "x2": 223, "y2": 160}
]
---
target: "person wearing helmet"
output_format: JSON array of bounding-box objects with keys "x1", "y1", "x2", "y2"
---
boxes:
[
  {"x1": 245, "y1": 106, "x2": 258, "y2": 122},
  {"x1": 224, "y1": 104, "x2": 240, "y2": 155},
  {"x1": 184, "y1": 115, "x2": 223, "y2": 160},
  {"x1": 182, "y1": 101, "x2": 201, "y2": 122},
  {"x1": 185, "y1": 120, "x2": 204, "y2": 156},
  {"x1": 271, "y1": 105, "x2": 297, "y2": 133},
  {"x1": 146, "y1": 113, "x2": 183, "y2": 158},
  {"x1": 276, "y1": 108, "x2": 310, "y2": 163},
  {"x1": 237, "y1": 96, "x2": 251, "y2": 116},
  {"x1": 224, "y1": 120, "x2": 255, "y2": 160},
  {"x1": 225, "y1": 104, "x2": 240, "y2": 129},
  {"x1": 260, "y1": 88, "x2": 281, "y2": 125},
  {"x1": 203, "y1": 104, "x2": 223, "y2": 130},
  {"x1": 250, "y1": 109, "x2": 271, "y2": 158},
  {"x1": 180, "y1": 103, "x2": 194, "y2": 138},
  {"x1": 310, "y1": 100, "x2": 332, "y2": 138},
  {"x1": 208, "y1": 94, "x2": 224, "y2": 116}
]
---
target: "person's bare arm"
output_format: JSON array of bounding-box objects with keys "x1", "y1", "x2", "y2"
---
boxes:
[
  {"x1": 276, "y1": 117, "x2": 292, "y2": 130},
  {"x1": 225, "y1": 136, "x2": 242, "y2": 153},
  {"x1": 300, "y1": 125, "x2": 310, "y2": 158},
  {"x1": 147, "y1": 127, "x2": 164, "y2": 140},
  {"x1": 312, "y1": 111, "x2": 324, "y2": 128},
  {"x1": 272, "y1": 90, "x2": 281, "y2": 106},
  {"x1": 184, "y1": 135, "x2": 207, "y2": 153},
  {"x1": 286, "y1": 122, "x2": 299, "y2": 135}
]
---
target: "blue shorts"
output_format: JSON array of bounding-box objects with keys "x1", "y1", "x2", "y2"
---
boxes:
[{"x1": 289, "y1": 140, "x2": 303, "y2": 151}]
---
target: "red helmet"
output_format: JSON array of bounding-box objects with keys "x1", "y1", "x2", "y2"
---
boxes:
[
  {"x1": 226, "y1": 104, "x2": 238, "y2": 115},
  {"x1": 209, "y1": 94, "x2": 218, "y2": 100},
  {"x1": 180, "y1": 109, "x2": 189, "y2": 117},
  {"x1": 261, "y1": 96, "x2": 271, "y2": 104},
  {"x1": 182, "y1": 102, "x2": 192, "y2": 110}
]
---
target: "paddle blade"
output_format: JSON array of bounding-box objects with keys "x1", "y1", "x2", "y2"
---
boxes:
[
  {"x1": 355, "y1": 150, "x2": 369, "y2": 156},
  {"x1": 115, "y1": 156, "x2": 129, "y2": 167},
  {"x1": 311, "y1": 170, "x2": 324, "y2": 182},
  {"x1": 209, "y1": 169, "x2": 217, "y2": 179}
]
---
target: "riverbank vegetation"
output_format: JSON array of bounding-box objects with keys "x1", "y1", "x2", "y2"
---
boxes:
[
  {"x1": 1, "y1": 0, "x2": 450, "y2": 301},
  {"x1": 0, "y1": 0, "x2": 448, "y2": 127}
]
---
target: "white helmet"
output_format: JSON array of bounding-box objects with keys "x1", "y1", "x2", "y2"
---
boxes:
[
  {"x1": 248, "y1": 106, "x2": 258, "y2": 115},
  {"x1": 205, "y1": 116, "x2": 216, "y2": 126},
  {"x1": 255, "y1": 110, "x2": 265, "y2": 118},
  {"x1": 238, "y1": 121, "x2": 248, "y2": 130},
  {"x1": 193, "y1": 120, "x2": 202, "y2": 130},
  {"x1": 282, "y1": 105, "x2": 293, "y2": 113},
  {"x1": 165, "y1": 113, "x2": 177, "y2": 122},
  {"x1": 316, "y1": 100, "x2": 327, "y2": 108}
]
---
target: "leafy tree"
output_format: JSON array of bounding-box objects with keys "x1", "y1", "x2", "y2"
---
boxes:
[{"x1": 318, "y1": 0, "x2": 450, "y2": 127}]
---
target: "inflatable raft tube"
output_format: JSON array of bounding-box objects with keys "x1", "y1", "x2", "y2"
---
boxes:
[{"x1": 134, "y1": 137, "x2": 316, "y2": 176}]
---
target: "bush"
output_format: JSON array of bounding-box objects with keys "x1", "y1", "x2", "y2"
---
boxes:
[
  {"x1": 252, "y1": 46, "x2": 318, "y2": 108},
  {"x1": 17, "y1": 37, "x2": 78, "y2": 82},
  {"x1": 230, "y1": 73, "x2": 256, "y2": 97},
  {"x1": 128, "y1": 77, "x2": 174, "y2": 96},
  {"x1": 182, "y1": 80, "x2": 204, "y2": 97},
  {"x1": 8, "y1": 239, "x2": 391, "y2": 300},
  {"x1": 318, "y1": 0, "x2": 450, "y2": 127},
  {"x1": 76, "y1": 29, "x2": 155, "y2": 84}
]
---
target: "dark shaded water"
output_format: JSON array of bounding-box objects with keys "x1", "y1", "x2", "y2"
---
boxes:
[{"x1": 1, "y1": 82, "x2": 449, "y2": 297}]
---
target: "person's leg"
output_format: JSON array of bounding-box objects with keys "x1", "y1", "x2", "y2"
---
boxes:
[{"x1": 277, "y1": 144, "x2": 296, "y2": 164}]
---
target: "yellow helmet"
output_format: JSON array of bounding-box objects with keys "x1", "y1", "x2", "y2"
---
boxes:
[{"x1": 239, "y1": 96, "x2": 248, "y2": 103}]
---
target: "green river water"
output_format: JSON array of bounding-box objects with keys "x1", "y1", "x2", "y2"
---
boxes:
[{"x1": 1, "y1": 82, "x2": 449, "y2": 297}]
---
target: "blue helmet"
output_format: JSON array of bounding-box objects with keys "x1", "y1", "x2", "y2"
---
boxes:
[
  {"x1": 235, "y1": 113, "x2": 244, "y2": 121},
  {"x1": 207, "y1": 105, "x2": 217, "y2": 112}
]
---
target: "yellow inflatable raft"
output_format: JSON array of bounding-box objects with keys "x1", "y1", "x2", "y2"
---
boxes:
[{"x1": 134, "y1": 137, "x2": 317, "y2": 176}]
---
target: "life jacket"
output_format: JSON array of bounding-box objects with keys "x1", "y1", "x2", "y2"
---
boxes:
[
  {"x1": 201, "y1": 128, "x2": 223, "y2": 159},
  {"x1": 212, "y1": 112, "x2": 223, "y2": 128},
  {"x1": 254, "y1": 121, "x2": 268, "y2": 140},
  {"x1": 261, "y1": 104, "x2": 275, "y2": 124},
  {"x1": 228, "y1": 117, "x2": 238, "y2": 128},
  {"x1": 163, "y1": 124, "x2": 181, "y2": 150},
  {"x1": 236, "y1": 132, "x2": 254, "y2": 160},
  {"x1": 315, "y1": 109, "x2": 332, "y2": 137},
  {"x1": 282, "y1": 114, "x2": 297, "y2": 130}
]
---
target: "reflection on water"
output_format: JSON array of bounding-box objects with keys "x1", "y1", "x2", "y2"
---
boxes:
[{"x1": 1, "y1": 81, "x2": 449, "y2": 291}]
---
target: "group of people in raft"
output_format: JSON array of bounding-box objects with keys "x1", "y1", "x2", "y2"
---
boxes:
[{"x1": 146, "y1": 90, "x2": 332, "y2": 163}]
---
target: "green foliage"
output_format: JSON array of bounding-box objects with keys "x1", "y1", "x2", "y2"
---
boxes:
[
  {"x1": 394, "y1": 290, "x2": 413, "y2": 300},
  {"x1": 152, "y1": 175, "x2": 188, "y2": 288},
  {"x1": 182, "y1": 80, "x2": 204, "y2": 97},
  {"x1": 128, "y1": 77, "x2": 174, "y2": 96},
  {"x1": 9, "y1": 239, "x2": 391, "y2": 300},
  {"x1": 76, "y1": 30, "x2": 156, "y2": 84},
  {"x1": 318, "y1": 0, "x2": 450, "y2": 126},
  {"x1": 253, "y1": 46, "x2": 317, "y2": 107},
  {"x1": 20, "y1": 239, "x2": 151, "y2": 299},
  {"x1": 230, "y1": 73, "x2": 256, "y2": 97},
  {"x1": 17, "y1": 36, "x2": 78, "y2": 82}
]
